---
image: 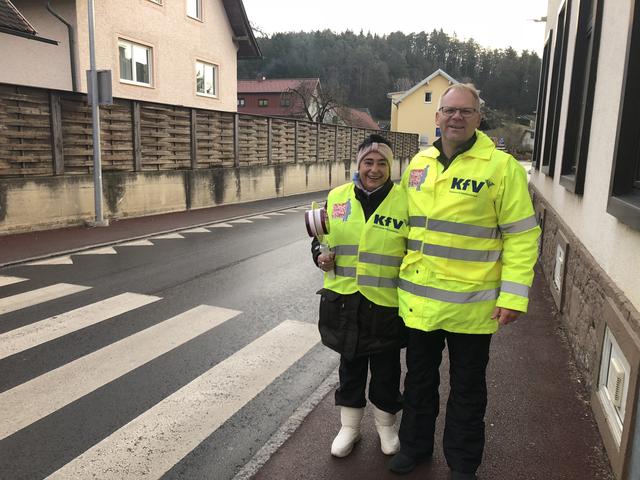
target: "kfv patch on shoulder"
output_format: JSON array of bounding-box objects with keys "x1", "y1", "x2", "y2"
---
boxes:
[
  {"x1": 332, "y1": 199, "x2": 351, "y2": 221},
  {"x1": 408, "y1": 166, "x2": 429, "y2": 190}
]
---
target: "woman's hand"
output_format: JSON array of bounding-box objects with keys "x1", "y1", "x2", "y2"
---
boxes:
[{"x1": 317, "y1": 252, "x2": 336, "y2": 272}]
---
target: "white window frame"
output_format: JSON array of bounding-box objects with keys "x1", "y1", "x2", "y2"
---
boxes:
[
  {"x1": 196, "y1": 60, "x2": 218, "y2": 98},
  {"x1": 118, "y1": 39, "x2": 153, "y2": 87},
  {"x1": 237, "y1": 98, "x2": 245, "y2": 107},
  {"x1": 187, "y1": 0, "x2": 202, "y2": 20}
]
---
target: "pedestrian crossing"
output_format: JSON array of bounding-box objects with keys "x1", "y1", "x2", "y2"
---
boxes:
[
  {"x1": 17, "y1": 204, "x2": 312, "y2": 268},
  {"x1": 0, "y1": 271, "x2": 322, "y2": 479}
]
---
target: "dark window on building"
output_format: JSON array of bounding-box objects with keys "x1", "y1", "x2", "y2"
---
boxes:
[
  {"x1": 608, "y1": 0, "x2": 640, "y2": 230},
  {"x1": 280, "y1": 95, "x2": 291, "y2": 107},
  {"x1": 533, "y1": 32, "x2": 553, "y2": 170},
  {"x1": 560, "y1": 0, "x2": 603, "y2": 194},
  {"x1": 237, "y1": 98, "x2": 245, "y2": 107},
  {"x1": 258, "y1": 99, "x2": 268, "y2": 107},
  {"x1": 541, "y1": 0, "x2": 572, "y2": 177},
  {"x1": 425, "y1": 92, "x2": 432, "y2": 103}
]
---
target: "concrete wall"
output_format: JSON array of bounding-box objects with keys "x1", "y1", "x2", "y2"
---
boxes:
[{"x1": 0, "y1": 159, "x2": 407, "y2": 235}]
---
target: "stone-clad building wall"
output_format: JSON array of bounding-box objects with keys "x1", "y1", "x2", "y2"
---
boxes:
[{"x1": 532, "y1": 186, "x2": 640, "y2": 390}]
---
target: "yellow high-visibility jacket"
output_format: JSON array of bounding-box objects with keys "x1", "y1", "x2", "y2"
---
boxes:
[
  {"x1": 399, "y1": 130, "x2": 540, "y2": 334},
  {"x1": 324, "y1": 183, "x2": 408, "y2": 307}
]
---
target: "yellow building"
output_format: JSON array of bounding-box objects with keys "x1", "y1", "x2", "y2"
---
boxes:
[{"x1": 388, "y1": 69, "x2": 459, "y2": 148}]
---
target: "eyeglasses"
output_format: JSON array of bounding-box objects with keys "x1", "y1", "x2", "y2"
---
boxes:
[{"x1": 438, "y1": 107, "x2": 478, "y2": 118}]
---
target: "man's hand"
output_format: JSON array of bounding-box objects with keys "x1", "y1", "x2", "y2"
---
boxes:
[{"x1": 491, "y1": 307, "x2": 521, "y2": 326}]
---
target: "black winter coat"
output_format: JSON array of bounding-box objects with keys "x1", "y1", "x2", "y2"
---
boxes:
[{"x1": 312, "y1": 180, "x2": 408, "y2": 360}]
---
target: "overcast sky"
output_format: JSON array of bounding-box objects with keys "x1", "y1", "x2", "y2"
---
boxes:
[{"x1": 242, "y1": 0, "x2": 549, "y2": 55}]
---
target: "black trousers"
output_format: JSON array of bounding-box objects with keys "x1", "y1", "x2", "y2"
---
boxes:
[
  {"x1": 335, "y1": 349, "x2": 403, "y2": 414},
  {"x1": 399, "y1": 328, "x2": 492, "y2": 474}
]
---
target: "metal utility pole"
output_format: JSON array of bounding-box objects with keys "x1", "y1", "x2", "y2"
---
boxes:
[{"x1": 87, "y1": 0, "x2": 107, "y2": 226}]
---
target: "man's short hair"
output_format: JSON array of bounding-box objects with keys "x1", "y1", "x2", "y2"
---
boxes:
[{"x1": 437, "y1": 83, "x2": 481, "y2": 111}]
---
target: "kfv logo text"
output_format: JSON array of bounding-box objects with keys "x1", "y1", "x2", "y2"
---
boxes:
[
  {"x1": 451, "y1": 177, "x2": 485, "y2": 193},
  {"x1": 373, "y1": 215, "x2": 404, "y2": 229}
]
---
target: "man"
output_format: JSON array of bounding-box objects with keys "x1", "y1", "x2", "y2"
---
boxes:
[{"x1": 388, "y1": 84, "x2": 540, "y2": 480}]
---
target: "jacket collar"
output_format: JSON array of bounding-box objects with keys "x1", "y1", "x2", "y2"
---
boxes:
[{"x1": 426, "y1": 130, "x2": 495, "y2": 161}]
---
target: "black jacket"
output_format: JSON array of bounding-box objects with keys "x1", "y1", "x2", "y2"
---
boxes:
[{"x1": 311, "y1": 180, "x2": 407, "y2": 360}]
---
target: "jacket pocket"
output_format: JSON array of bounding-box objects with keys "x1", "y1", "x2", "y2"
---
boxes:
[{"x1": 317, "y1": 289, "x2": 358, "y2": 359}]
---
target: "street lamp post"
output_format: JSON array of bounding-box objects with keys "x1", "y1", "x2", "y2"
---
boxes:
[{"x1": 87, "y1": 0, "x2": 107, "y2": 227}]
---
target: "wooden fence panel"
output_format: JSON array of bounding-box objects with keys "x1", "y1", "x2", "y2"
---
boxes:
[
  {"x1": 140, "y1": 103, "x2": 191, "y2": 171},
  {"x1": 0, "y1": 85, "x2": 53, "y2": 177},
  {"x1": 317, "y1": 124, "x2": 335, "y2": 163},
  {"x1": 336, "y1": 126, "x2": 351, "y2": 162},
  {"x1": 0, "y1": 83, "x2": 419, "y2": 178},
  {"x1": 296, "y1": 121, "x2": 316, "y2": 163},
  {"x1": 238, "y1": 115, "x2": 268, "y2": 167},
  {"x1": 195, "y1": 109, "x2": 235, "y2": 168},
  {"x1": 100, "y1": 99, "x2": 134, "y2": 171},
  {"x1": 270, "y1": 118, "x2": 295, "y2": 164},
  {"x1": 60, "y1": 94, "x2": 93, "y2": 174}
]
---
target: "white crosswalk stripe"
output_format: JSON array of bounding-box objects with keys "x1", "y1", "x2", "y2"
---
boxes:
[
  {"x1": 0, "y1": 276, "x2": 27, "y2": 287},
  {"x1": 207, "y1": 222, "x2": 233, "y2": 228},
  {"x1": 0, "y1": 283, "x2": 91, "y2": 315},
  {"x1": 75, "y1": 247, "x2": 118, "y2": 255},
  {"x1": 47, "y1": 320, "x2": 319, "y2": 479},
  {"x1": 265, "y1": 212, "x2": 285, "y2": 216},
  {"x1": 151, "y1": 233, "x2": 185, "y2": 240},
  {"x1": 248, "y1": 215, "x2": 271, "y2": 220},
  {"x1": 0, "y1": 304, "x2": 241, "y2": 440},
  {"x1": 117, "y1": 239, "x2": 154, "y2": 247},
  {"x1": 229, "y1": 219, "x2": 253, "y2": 224},
  {"x1": 182, "y1": 227, "x2": 210, "y2": 233},
  {"x1": 0, "y1": 292, "x2": 161, "y2": 361},
  {"x1": 26, "y1": 255, "x2": 74, "y2": 266}
]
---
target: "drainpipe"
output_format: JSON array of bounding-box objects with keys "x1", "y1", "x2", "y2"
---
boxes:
[{"x1": 46, "y1": 1, "x2": 77, "y2": 92}]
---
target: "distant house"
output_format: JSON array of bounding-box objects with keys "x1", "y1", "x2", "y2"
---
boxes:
[
  {"x1": 237, "y1": 77, "x2": 321, "y2": 120},
  {"x1": 332, "y1": 106, "x2": 379, "y2": 129},
  {"x1": 0, "y1": 0, "x2": 261, "y2": 112},
  {"x1": 388, "y1": 69, "x2": 484, "y2": 148}
]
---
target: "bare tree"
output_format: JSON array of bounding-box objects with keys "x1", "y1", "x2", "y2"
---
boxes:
[{"x1": 286, "y1": 80, "x2": 344, "y2": 123}]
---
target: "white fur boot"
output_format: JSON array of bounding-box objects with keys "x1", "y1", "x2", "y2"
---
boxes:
[
  {"x1": 331, "y1": 407, "x2": 364, "y2": 457},
  {"x1": 373, "y1": 406, "x2": 400, "y2": 455}
]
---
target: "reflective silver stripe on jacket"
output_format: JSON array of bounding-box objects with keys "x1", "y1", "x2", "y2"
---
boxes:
[
  {"x1": 499, "y1": 215, "x2": 538, "y2": 234},
  {"x1": 333, "y1": 244, "x2": 359, "y2": 256},
  {"x1": 399, "y1": 279, "x2": 500, "y2": 304},
  {"x1": 335, "y1": 266, "x2": 356, "y2": 278},
  {"x1": 407, "y1": 239, "x2": 422, "y2": 251},
  {"x1": 410, "y1": 216, "x2": 501, "y2": 239},
  {"x1": 423, "y1": 244, "x2": 502, "y2": 262},
  {"x1": 428, "y1": 219, "x2": 501, "y2": 239},
  {"x1": 501, "y1": 280, "x2": 530, "y2": 298},
  {"x1": 359, "y1": 252, "x2": 403, "y2": 267},
  {"x1": 409, "y1": 216, "x2": 427, "y2": 228},
  {"x1": 358, "y1": 275, "x2": 398, "y2": 288}
]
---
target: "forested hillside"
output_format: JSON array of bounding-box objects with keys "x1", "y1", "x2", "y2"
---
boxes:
[{"x1": 239, "y1": 30, "x2": 541, "y2": 120}]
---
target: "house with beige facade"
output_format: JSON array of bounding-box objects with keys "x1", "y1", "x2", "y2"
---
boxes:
[
  {"x1": 387, "y1": 69, "x2": 461, "y2": 148},
  {"x1": 0, "y1": 0, "x2": 260, "y2": 111},
  {"x1": 532, "y1": 0, "x2": 640, "y2": 478}
]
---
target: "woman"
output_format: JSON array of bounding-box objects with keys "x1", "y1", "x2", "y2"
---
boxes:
[{"x1": 312, "y1": 134, "x2": 408, "y2": 458}]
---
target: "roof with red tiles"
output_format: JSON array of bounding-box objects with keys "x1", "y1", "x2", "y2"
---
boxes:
[{"x1": 237, "y1": 78, "x2": 320, "y2": 94}]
